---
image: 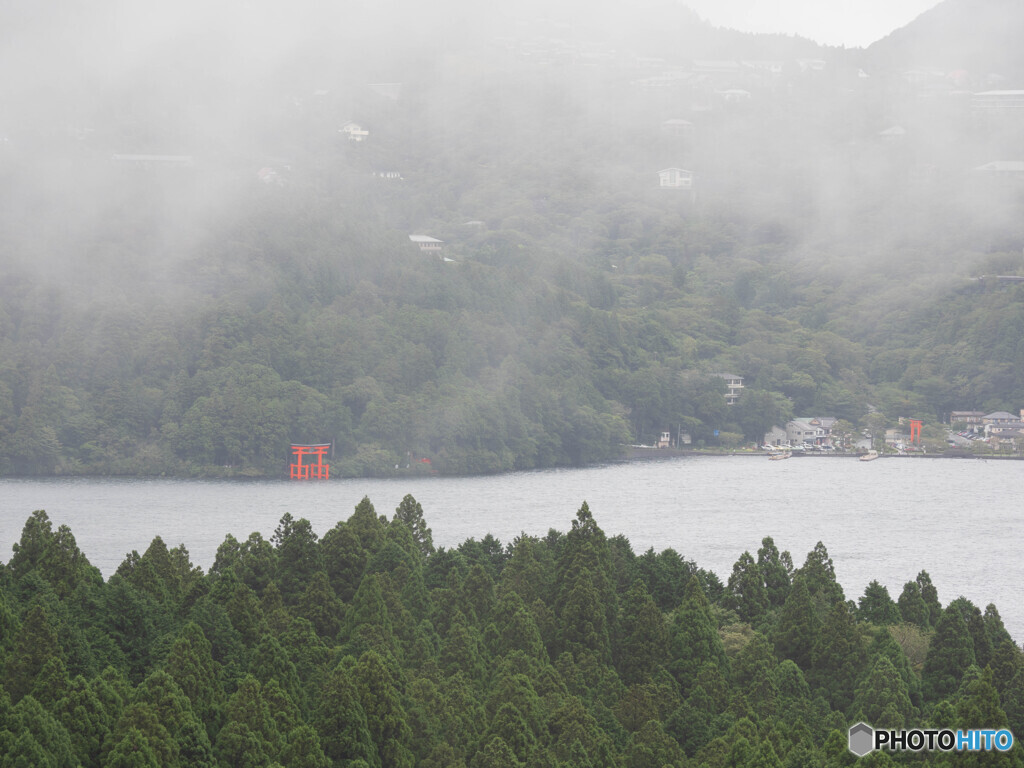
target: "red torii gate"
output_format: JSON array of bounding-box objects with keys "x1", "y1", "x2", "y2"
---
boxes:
[
  {"x1": 909, "y1": 419, "x2": 923, "y2": 444},
  {"x1": 290, "y1": 443, "x2": 331, "y2": 479}
]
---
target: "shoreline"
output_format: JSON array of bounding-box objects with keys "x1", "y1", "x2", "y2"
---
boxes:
[
  {"x1": 622, "y1": 447, "x2": 1022, "y2": 461},
  {"x1": 2, "y1": 448, "x2": 1018, "y2": 484}
]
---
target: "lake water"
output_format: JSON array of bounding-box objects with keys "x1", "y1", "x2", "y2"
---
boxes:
[{"x1": 2, "y1": 455, "x2": 1022, "y2": 642}]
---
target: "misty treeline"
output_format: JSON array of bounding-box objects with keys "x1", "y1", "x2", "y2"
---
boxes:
[
  {"x1": 2, "y1": 501, "x2": 1022, "y2": 767},
  {"x1": 3, "y1": 0, "x2": 1024, "y2": 477}
]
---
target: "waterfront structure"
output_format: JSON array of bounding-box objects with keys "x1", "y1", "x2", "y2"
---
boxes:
[{"x1": 290, "y1": 444, "x2": 330, "y2": 479}]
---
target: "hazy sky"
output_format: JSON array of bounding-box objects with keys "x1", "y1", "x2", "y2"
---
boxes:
[{"x1": 682, "y1": 0, "x2": 943, "y2": 48}]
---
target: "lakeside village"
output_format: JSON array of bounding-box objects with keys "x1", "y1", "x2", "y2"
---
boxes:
[
  {"x1": 290, "y1": 377, "x2": 1024, "y2": 479},
  {"x1": 645, "y1": 375, "x2": 1024, "y2": 458}
]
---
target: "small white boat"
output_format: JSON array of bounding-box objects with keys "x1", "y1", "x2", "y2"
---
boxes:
[
  {"x1": 768, "y1": 451, "x2": 792, "y2": 461},
  {"x1": 859, "y1": 450, "x2": 880, "y2": 461}
]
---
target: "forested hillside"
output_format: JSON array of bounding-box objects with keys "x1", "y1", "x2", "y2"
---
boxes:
[
  {"x1": 2, "y1": 502, "x2": 1022, "y2": 766},
  {"x1": 2, "y1": 0, "x2": 1024, "y2": 476}
]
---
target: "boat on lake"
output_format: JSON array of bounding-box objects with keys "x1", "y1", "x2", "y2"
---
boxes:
[
  {"x1": 769, "y1": 451, "x2": 792, "y2": 461},
  {"x1": 859, "y1": 450, "x2": 880, "y2": 461}
]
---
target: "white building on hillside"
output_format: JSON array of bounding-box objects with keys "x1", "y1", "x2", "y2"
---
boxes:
[
  {"x1": 715, "y1": 373, "x2": 743, "y2": 405},
  {"x1": 410, "y1": 235, "x2": 443, "y2": 252}
]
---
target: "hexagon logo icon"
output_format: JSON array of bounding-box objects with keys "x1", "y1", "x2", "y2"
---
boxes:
[{"x1": 849, "y1": 722, "x2": 874, "y2": 757}]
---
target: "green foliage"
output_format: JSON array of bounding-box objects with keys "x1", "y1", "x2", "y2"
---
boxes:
[
  {"x1": 321, "y1": 521, "x2": 367, "y2": 603},
  {"x1": 3, "y1": 694, "x2": 75, "y2": 768},
  {"x1": 756, "y1": 537, "x2": 791, "y2": 610},
  {"x1": 849, "y1": 656, "x2": 914, "y2": 729},
  {"x1": 735, "y1": 389, "x2": 794, "y2": 443},
  {"x1": 5, "y1": 4, "x2": 1024, "y2": 479},
  {"x1": 949, "y1": 597, "x2": 994, "y2": 670},
  {"x1": 5, "y1": 604, "x2": 62, "y2": 703},
  {"x1": 280, "y1": 724, "x2": 330, "y2": 768},
  {"x1": 101, "y1": 576, "x2": 162, "y2": 683},
  {"x1": 296, "y1": 573, "x2": 344, "y2": 640},
  {"x1": 635, "y1": 547, "x2": 696, "y2": 613},
  {"x1": 271, "y1": 514, "x2": 324, "y2": 606},
  {"x1": 104, "y1": 727, "x2": 162, "y2": 768},
  {"x1": 314, "y1": 663, "x2": 377, "y2": 767},
  {"x1": 393, "y1": 495, "x2": 434, "y2": 559},
  {"x1": 215, "y1": 675, "x2": 282, "y2": 768},
  {"x1": 923, "y1": 605, "x2": 977, "y2": 702},
  {"x1": 1, "y1": 507, "x2": 1021, "y2": 768},
  {"x1": 343, "y1": 573, "x2": 398, "y2": 659},
  {"x1": 796, "y1": 542, "x2": 845, "y2": 612},
  {"x1": 53, "y1": 675, "x2": 112, "y2": 766},
  {"x1": 9, "y1": 512, "x2": 100, "y2": 600},
  {"x1": 725, "y1": 551, "x2": 769, "y2": 625},
  {"x1": 133, "y1": 669, "x2": 216, "y2": 767},
  {"x1": 615, "y1": 581, "x2": 669, "y2": 685},
  {"x1": 163, "y1": 622, "x2": 225, "y2": 741},
  {"x1": 772, "y1": 576, "x2": 819, "y2": 671},
  {"x1": 554, "y1": 503, "x2": 618, "y2": 664},
  {"x1": 917, "y1": 571, "x2": 943, "y2": 628},
  {"x1": 351, "y1": 650, "x2": 414, "y2": 768},
  {"x1": 491, "y1": 591, "x2": 547, "y2": 661},
  {"x1": 668, "y1": 577, "x2": 729, "y2": 692},
  {"x1": 896, "y1": 580, "x2": 930, "y2": 628},
  {"x1": 956, "y1": 667, "x2": 1009, "y2": 732},
  {"x1": 857, "y1": 581, "x2": 901, "y2": 626}
]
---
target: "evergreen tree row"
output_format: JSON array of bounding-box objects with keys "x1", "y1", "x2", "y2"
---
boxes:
[{"x1": 1, "y1": 501, "x2": 1022, "y2": 767}]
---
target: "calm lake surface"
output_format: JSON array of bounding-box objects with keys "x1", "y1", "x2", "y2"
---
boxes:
[{"x1": 2, "y1": 455, "x2": 1022, "y2": 641}]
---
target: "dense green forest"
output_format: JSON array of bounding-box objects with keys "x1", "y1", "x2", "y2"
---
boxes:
[
  {"x1": 1, "y1": 501, "x2": 1021, "y2": 766},
  {"x1": 2, "y1": 0, "x2": 1024, "y2": 477}
]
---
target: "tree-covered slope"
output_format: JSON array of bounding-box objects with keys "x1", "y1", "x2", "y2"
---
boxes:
[
  {"x1": 2, "y1": 0, "x2": 1023, "y2": 476},
  {"x1": 1, "y1": 503, "x2": 1021, "y2": 767}
]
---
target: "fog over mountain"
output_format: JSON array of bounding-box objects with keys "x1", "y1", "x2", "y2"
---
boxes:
[
  {"x1": 1, "y1": 0, "x2": 1023, "y2": 476},
  {"x1": 684, "y1": 0, "x2": 942, "y2": 48},
  {"x1": 867, "y1": 0, "x2": 1024, "y2": 76}
]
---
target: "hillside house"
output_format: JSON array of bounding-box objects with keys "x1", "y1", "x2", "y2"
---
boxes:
[
  {"x1": 741, "y1": 60, "x2": 784, "y2": 77},
  {"x1": 340, "y1": 121, "x2": 369, "y2": 141},
  {"x1": 715, "y1": 373, "x2": 743, "y2": 405},
  {"x1": 410, "y1": 235, "x2": 443, "y2": 252},
  {"x1": 878, "y1": 126, "x2": 907, "y2": 141},
  {"x1": 972, "y1": 90, "x2": 1024, "y2": 115},
  {"x1": 796, "y1": 59, "x2": 827, "y2": 72},
  {"x1": 257, "y1": 167, "x2": 283, "y2": 185},
  {"x1": 885, "y1": 428, "x2": 909, "y2": 448},
  {"x1": 989, "y1": 428, "x2": 1024, "y2": 450},
  {"x1": 950, "y1": 410, "x2": 985, "y2": 426},
  {"x1": 632, "y1": 76, "x2": 677, "y2": 91},
  {"x1": 661, "y1": 119, "x2": 694, "y2": 137},
  {"x1": 718, "y1": 89, "x2": 752, "y2": 104},
  {"x1": 983, "y1": 410, "x2": 1022, "y2": 423},
  {"x1": 658, "y1": 168, "x2": 694, "y2": 189},
  {"x1": 973, "y1": 161, "x2": 1024, "y2": 183},
  {"x1": 983, "y1": 410, "x2": 1023, "y2": 436}
]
